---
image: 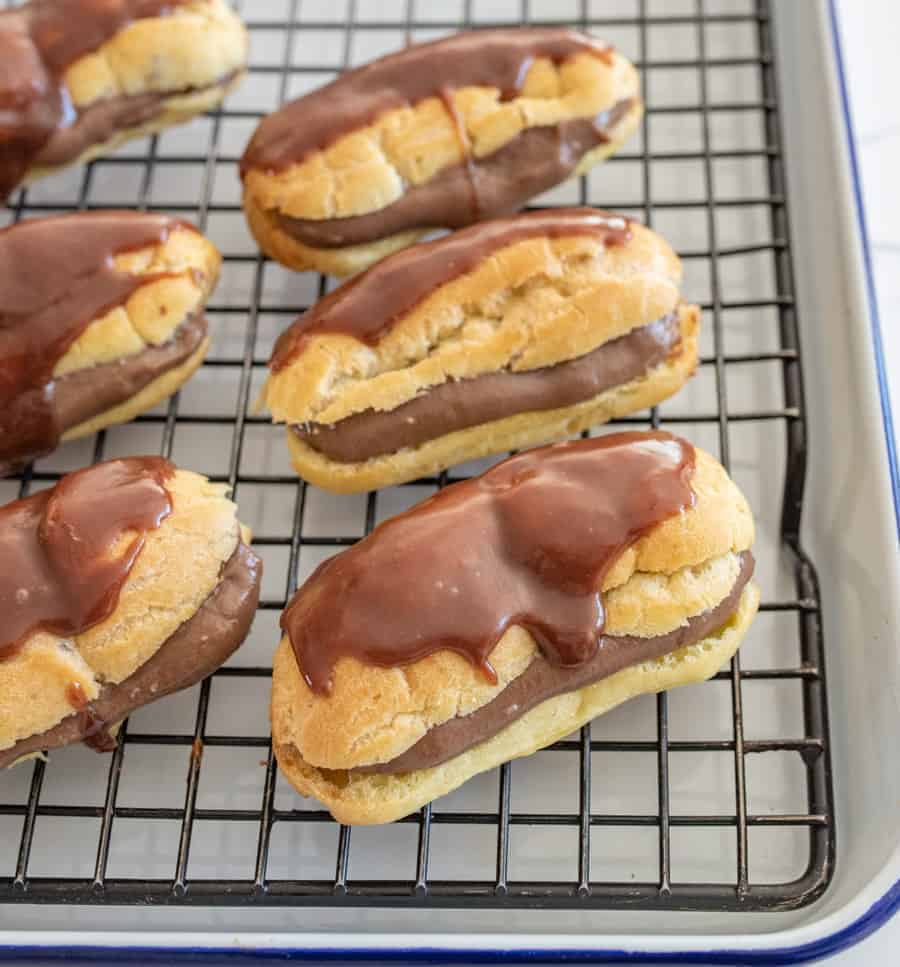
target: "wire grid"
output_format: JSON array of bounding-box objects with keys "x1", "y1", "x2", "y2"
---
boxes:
[{"x1": 0, "y1": 0, "x2": 835, "y2": 911}]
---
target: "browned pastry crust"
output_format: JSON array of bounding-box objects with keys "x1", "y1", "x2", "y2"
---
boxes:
[{"x1": 270, "y1": 445, "x2": 758, "y2": 824}]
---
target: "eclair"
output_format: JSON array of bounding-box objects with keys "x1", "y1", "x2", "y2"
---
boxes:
[
  {"x1": 240, "y1": 28, "x2": 642, "y2": 276},
  {"x1": 0, "y1": 457, "x2": 262, "y2": 768},
  {"x1": 263, "y1": 209, "x2": 699, "y2": 493},
  {"x1": 271, "y1": 431, "x2": 758, "y2": 825},
  {"x1": 0, "y1": 211, "x2": 221, "y2": 475},
  {"x1": 0, "y1": 0, "x2": 248, "y2": 201}
]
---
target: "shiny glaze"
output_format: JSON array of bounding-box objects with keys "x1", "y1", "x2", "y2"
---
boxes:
[
  {"x1": 0, "y1": 212, "x2": 187, "y2": 473},
  {"x1": 240, "y1": 28, "x2": 613, "y2": 177},
  {"x1": 0, "y1": 457, "x2": 174, "y2": 661},
  {"x1": 282, "y1": 431, "x2": 696, "y2": 695},
  {"x1": 270, "y1": 208, "x2": 630, "y2": 368},
  {"x1": 0, "y1": 0, "x2": 186, "y2": 199}
]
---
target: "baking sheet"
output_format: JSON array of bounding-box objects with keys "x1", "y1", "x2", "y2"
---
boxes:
[{"x1": 1, "y1": 0, "x2": 898, "y2": 961}]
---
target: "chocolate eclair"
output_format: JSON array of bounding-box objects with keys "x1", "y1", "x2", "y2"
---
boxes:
[
  {"x1": 271, "y1": 431, "x2": 758, "y2": 824},
  {"x1": 0, "y1": 0, "x2": 248, "y2": 201},
  {"x1": 0, "y1": 211, "x2": 221, "y2": 475},
  {"x1": 240, "y1": 28, "x2": 642, "y2": 276},
  {"x1": 0, "y1": 457, "x2": 262, "y2": 768},
  {"x1": 263, "y1": 209, "x2": 699, "y2": 492}
]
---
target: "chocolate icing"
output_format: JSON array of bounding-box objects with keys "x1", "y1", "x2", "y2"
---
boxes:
[
  {"x1": 360, "y1": 551, "x2": 754, "y2": 774},
  {"x1": 277, "y1": 104, "x2": 634, "y2": 249},
  {"x1": 0, "y1": 0, "x2": 189, "y2": 200},
  {"x1": 53, "y1": 312, "x2": 207, "y2": 432},
  {"x1": 0, "y1": 457, "x2": 174, "y2": 663},
  {"x1": 0, "y1": 540, "x2": 262, "y2": 767},
  {"x1": 295, "y1": 314, "x2": 681, "y2": 463},
  {"x1": 270, "y1": 209, "x2": 630, "y2": 368},
  {"x1": 240, "y1": 28, "x2": 614, "y2": 177},
  {"x1": 282, "y1": 431, "x2": 696, "y2": 696},
  {"x1": 0, "y1": 211, "x2": 194, "y2": 474}
]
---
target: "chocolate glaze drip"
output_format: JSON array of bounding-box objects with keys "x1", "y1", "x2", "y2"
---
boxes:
[
  {"x1": 282, "y1": 431, "x2": 696, "y2": 696},
  {"x1": 0, "y1": 0, "x2": 188, "y2": 199},
  {"x1": 295, "y1": 314, "x2": 681, "y2": 463},
  {"x1": 0, "y1": 212, "x2": 189, "y2": 473},
  {"x1": 0, "y1": 456, "x2": 174, "y2": 663},
  {"x1": 361, "y1": 551, "x2": 754, "y2": 774},
  {"x1": 240, "y1": 28, "x2": 613, "y2": 178},
  {"x1": 270, "y1": 209, "x2": 630, "y2": 368},
  {"x1": 276, "y1": 102, "x2": 634, "y2": 249},
  {"x1": 0, "y1": 540, "x2": 262, "y2": 767}
]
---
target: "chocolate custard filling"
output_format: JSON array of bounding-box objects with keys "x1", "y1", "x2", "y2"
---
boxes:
[
  {"x1": 294, "y1": 313, "x2": 681, "y2": 463},
  {"x1": 33, "y1": 72, "x2": 241, "y2": 170},
  {"x1": 54, "y1": 312, "x2": 207, "y2": 432},
  {"x1": 277, "y1": 101, "x2": 634, "y2": 249},
  {"x1": 0, "y1": 541, "x2": 261, "y2": 769},
  {"x1": 359, "y1": 551, "x2": 754, "y2": 775}
]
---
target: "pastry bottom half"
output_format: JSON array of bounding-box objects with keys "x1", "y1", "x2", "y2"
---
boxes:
[
  {"x1": 272, "y1": 581, "x2": 760, "y2": 825},
  {"x1": 62, "y1": 338, "x2": 209, "y2": 443},
  {"x1": 283, "y1": 307, "x2": 697, "y2": 493}
]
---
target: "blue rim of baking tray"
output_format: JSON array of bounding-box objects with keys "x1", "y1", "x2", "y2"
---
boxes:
[{"x1": 2, "y1": 2, "x2": 898, "y2": 965}]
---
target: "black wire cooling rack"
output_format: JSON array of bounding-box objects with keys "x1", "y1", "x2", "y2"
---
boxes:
[{"x1": 0, "y1": 0, "x2": 835, "y2": 912}]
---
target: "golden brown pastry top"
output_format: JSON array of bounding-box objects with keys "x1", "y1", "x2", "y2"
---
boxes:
[
  {"x1": 0, "y1": 462, "x2": 245, "y2": 752},
  {"x1": 0, "y1": 211, "x2": 220, "y2": 473},
  {"x1": 241, "y1": 28, "x2": 640, "y2": 225},
  {"x1": 272, "y1": 435, "x2": 755, "y2": 770},
  {"x1": 0, "y1": 0, "x2": 248, "y2": 198},
  {"x1": 263, "y1": 211, "x2": 682, "y2": 426}
]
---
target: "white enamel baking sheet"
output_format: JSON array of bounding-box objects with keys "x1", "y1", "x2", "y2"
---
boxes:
[{"x1": 0, "y1": 0, "x2": 898, "y2": 961}]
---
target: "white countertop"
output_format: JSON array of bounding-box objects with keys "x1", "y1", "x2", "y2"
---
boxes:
[
  {"x1": 818, "y1": 2, "x2": 898, "y2": 963},
  {"x1": 836, "y1": 0, "x2": 900, "y2": 456}
]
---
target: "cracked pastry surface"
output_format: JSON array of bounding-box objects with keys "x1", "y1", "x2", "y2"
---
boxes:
[
  {"x1": 263, "y1": 209, "x2": 699, "y2": 492},
  {"x1": 0, "y1": 0, "x2": 248, "y2": 200},
  {"x1": 241, "y1": 28, "x2": 642, "y2": 275},
  {"x1": 0, "y1": 211, "x2": 221, "y2": 474},
  {"x1": 0, "y1": 460, "x2": 261, "y2": 765},
  {"x1": 270, "y1": 433, "x2": 758, "y2": 824}
]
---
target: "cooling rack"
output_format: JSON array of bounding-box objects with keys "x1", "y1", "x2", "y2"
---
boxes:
[{"x1": 0, "y1": 0, "x2": 834, "y2": 913}]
